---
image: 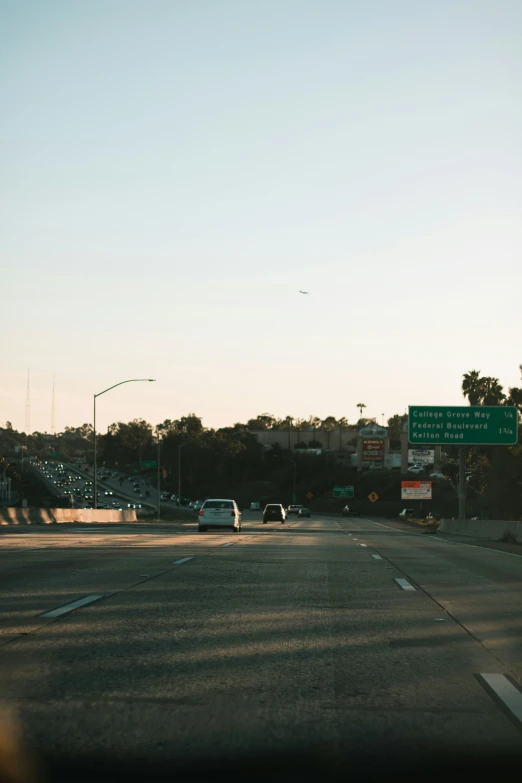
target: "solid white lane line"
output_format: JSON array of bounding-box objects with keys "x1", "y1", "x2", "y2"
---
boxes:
[
  {"x1": 359, "y1": 543, "x2": 367, "y2": 547},
  {"x1": 371, "y1": 554, "x2": 383, "y2": 560},
  {"x1": 370, "y1": 519, "x2": 448, "y2": 542},
  {"x1": 371, "y1": 518, "x2": 522, "y2": 558},
  {"x1": 462, "y1": 543, "x2": 522, "y2": 560},
  {"x1": 479, "y1": 674, "x2": 522, "y2": 725},
  {"x1": 171, "y1": 557, "x2": 194, "y2": 565},
  {"x1": 18, "y1": 547, "x2": 48, "y2": 551},
  {"x1": 394, "y1": 577, "x2": 416, "y2": 591},
  {"x1": 40, "y1": 594, "x2": 104, "y2": 618}
]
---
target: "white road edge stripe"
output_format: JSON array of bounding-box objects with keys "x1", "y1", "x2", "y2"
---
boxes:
[
  {"x1": 369, "y1": 518, "x2": 449, "y2": 542},
  {"x1": 479, "y1": 674, "x2": 522, "y2": 725},
  {"x1": 171, "y1": 557, "x2": 194, "y2": 565},
  {"x1": 394, "y1": 577, "x2": 416, "y2": 591},
  {"x1": 371, "y1": 554, "x2": 383, "y2": 560},
  {"x1": 40, "y1": 595, "x2": 104, "y2": 618},
  {"x1": 220, "y1": 543, "x2": 234, "y2": 547}
]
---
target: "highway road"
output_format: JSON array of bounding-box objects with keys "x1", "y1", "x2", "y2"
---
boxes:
[
  {"x1": 30, "y1": 461, "x2": 164, "y2": 512},
  {"x1": 1, "y1": 512, "x2": 522, "y2": 771}
]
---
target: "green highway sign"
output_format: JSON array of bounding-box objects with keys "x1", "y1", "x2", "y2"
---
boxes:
[
  {"x1": 333, "y1": 485, "x2": 354, "y2": 498},
  {"x1": 409, "y1": 406, "x2": 518, "y2": 445},
  {"x1": 142, "y1": 460, "x2": 157, "y2": 469}
]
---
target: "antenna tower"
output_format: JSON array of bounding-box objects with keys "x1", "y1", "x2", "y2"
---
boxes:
[
  {"x1": 25, "y1": 369, "x2": 31, "y2": 435},
  {"x1": 51, "y1": 375, "x2": 56, "y2": 434}
]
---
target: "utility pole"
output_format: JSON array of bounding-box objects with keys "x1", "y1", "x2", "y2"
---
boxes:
[
  {"x1": 458, "y1": 447, "x2": 466, "y2": 521},
  {"x1": 178, "y1": 444, "x2": 182, "y2": 506}
]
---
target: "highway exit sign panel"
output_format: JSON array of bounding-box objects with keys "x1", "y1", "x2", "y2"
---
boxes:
[
  {"x1": 333, "y1": 486, "x2": 354, "y2": 498},
  {"x1": 409, "y1": 406, "x2": 518, "y2": 445}
]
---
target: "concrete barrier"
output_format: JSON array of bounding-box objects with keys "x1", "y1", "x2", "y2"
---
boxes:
[
  {"x1": 0, "y1": 508, "x2": 137, "y2": 525},
  {"x1": 439, "y1": 518, "x2": 522, "y2": 544}
]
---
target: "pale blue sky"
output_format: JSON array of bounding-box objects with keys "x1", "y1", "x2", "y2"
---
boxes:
[{"x1": 2, "y1": 0, "x2": 521, "y2": 433}]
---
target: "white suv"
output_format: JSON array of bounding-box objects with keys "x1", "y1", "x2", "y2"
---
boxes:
[{"x1": 199, "y1": 499, "x2": 242, "y2": 533}]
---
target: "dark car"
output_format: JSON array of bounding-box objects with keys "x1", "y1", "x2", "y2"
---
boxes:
[
  {"x1": 263, "y1": 504, "x2": 286, "y2": 523},
  {"x1": 298, "y1": 507, "x2": 311, "y2": 518},
  {"x1": 286, "y1": 504, "x2": 301, "y2": 515},
  {"x1": 342, "y1": 505, "x2": 360, "y2": 517}
]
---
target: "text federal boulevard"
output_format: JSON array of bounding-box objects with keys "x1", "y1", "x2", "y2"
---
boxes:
[{"x1": 408, "y1": 405, "x2": 518, "y2": 445}]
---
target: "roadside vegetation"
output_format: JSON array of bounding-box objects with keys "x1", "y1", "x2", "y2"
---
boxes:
[{"x1": 1, "y1": 367, "x2": 522, "y2": 520}]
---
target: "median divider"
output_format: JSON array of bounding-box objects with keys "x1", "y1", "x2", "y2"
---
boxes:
[
  {"x1": 0, "y1": 508, "x2": 137, "y2": 525},
  {"x1": 439, "y1": 518, "x2": 522, "y2": 544}
]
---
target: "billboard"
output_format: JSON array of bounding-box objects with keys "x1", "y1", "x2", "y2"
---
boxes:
[
  {"x1": 401, "y1": 480, "x2": 432, "y2": 500},
  {"x1": 362, "y1": 438, "x2": 384, "y2": 467},
  {"x1": 408, "y1": 449, "x2": 435, "y2": 466}
]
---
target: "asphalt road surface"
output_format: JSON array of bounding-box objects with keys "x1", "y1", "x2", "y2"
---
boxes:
[{"x1": 1, "y1": 513, "x2": 522, "y2": 766}]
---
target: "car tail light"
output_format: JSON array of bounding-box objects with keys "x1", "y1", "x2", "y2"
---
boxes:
[
  {"x1": 199, "y1": 509, "x2": 204, "y2": 516},
  {"x1": 231, "y1": 510, "x2": 236, "y2": 517}
]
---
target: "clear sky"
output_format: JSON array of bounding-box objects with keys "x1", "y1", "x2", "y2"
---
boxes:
[{"x1": 2, "y1": 0, "x2": 521, "y2": 433}]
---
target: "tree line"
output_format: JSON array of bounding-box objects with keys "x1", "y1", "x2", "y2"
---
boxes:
[{"x1": 1, "y1": 365, "x2": 522, "y2": 517}]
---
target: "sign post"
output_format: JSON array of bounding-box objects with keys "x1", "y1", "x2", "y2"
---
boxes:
[
  {"x1": 409, "y1": 405, "x2": 518, "y2": 521},
  {"x1": 458, "y1": 447, "x2": 466, "y2": 521}
]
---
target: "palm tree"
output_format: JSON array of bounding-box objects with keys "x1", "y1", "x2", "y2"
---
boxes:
[
  {"x1": 294, "y1": 418, "x2": 307, "y2": 445},
  {"x1": 282, "y1": 416, "x2": 294, "y2": 449},
  {"x1": 462, "y1": 370, "x2": 483, "y2": 405},
  {"x1": 322, "y1": 416, "x2": 337, "y2": 450},
  {"x1": 356, "y1": 403, "x2": 366, "y2": 423},
  {"x1": 337, "y1": 416, "x2": 349, "y2": 451},
  {"x1": 481, "y1": 377, "x2": 506, "y2": 405}
]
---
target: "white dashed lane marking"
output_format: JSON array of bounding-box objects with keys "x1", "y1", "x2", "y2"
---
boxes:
[
  {"x1": 40, "y1": 595, "x2": 104, "y2": 619},
  {"x1": 394, "y1": 577, "x2": 416, "y2": 591},
  {"x1": 371, "y1": 554, "x2": 383, "y2": 560},
  {"x1": 171, "y1": 557, "x2": 195, "y2": 565}
]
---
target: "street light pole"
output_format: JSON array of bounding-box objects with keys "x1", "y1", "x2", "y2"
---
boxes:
[
  {"x1": 178, "y1": 441, "x2": 190, "y2": 507},
  {"x1": 157, "y1": 438, "x2": 161, "y2": 521},
  {"x1": 293, "y1": 461, "x2": 297, "y2": 504},
  {"x1": 93, "y1": 379, "x2": 155, "y2": 509}
]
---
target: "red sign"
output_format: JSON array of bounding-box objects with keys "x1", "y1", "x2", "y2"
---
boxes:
[
  {"x1": 362, "y1": 438, "x2": 385, "y2": 466},
  {"x1": 306, "y1": 491, "x2": 313, "y2": 500},
  {"x1": 401, "y1": 480, "x2": 432, "y2": 499}
]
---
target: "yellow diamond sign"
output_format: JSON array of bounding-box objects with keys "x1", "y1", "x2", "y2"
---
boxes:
[{"x1": 368, "y1": 492, "x2": 379, "y2": 503}]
